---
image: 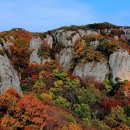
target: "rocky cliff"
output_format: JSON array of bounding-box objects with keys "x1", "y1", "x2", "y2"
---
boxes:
[
  {"x1": 29, "y1": 36, "x2": 50, "y2": 64},
  {"x1": 109, "y1": 49, "x2": 130, "y2": 82},
  {"x1": 0, "y1": 42, "x2": 22, "y2": 95},
  {"x1": 28, "y1": 23, "x2": 130, "y2": 82},
  {"x1": 1, "y1": 23, "x2": 130, "y2": 95},
  {"x1": 73, "y1": 61, "x2": 109, "y2": 82}
]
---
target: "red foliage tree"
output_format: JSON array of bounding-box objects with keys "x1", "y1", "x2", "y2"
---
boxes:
[
  {"x1": 0, "y1": 89, "x2": 81, "y2": 130},
  {"x1": 99, "y1": 98, "x2": 120, "y2": 109}
]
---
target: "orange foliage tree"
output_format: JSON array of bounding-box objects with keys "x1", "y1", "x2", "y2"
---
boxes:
[{"x1": 0, "y1": 88, "x2": 83, "y2": 130}]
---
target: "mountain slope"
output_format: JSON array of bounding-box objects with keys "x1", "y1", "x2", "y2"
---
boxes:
[{"x1": 0, "y1": 23, "x2": 130, "y2": 130}]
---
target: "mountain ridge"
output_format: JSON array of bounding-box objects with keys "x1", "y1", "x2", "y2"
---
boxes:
[{"x1": 1, "y1": 22, "x2": 130, "y2": 33}]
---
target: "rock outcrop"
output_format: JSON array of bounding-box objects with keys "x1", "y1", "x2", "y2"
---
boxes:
[
  {"x1": 52, "y1": 29, "x2": 100, "y2": 47},
  {"x1": 2, "y1": 23, "x2": 130, "y2": 96},
  {"x1": 109, "y1": 49, "x2": 130, "y2": 82},
  {"x1": 120, "y1": 27, "x2": 130, "y2": 40},
  {"x1": 41, "y1": 27, "x2": 130, "y2": 83},
  {"x1": 0, "y1": 44, "x2": 22, "y2": 95},
  {"x1": 46, "y1": 35, "x2": 53, "y2": 49},
  {"x1": 73, "y1": 61, "x2": 109, "y2": 82},
  {"x1": 73, "y1": 49, "x2": 130, "y2": 82},
  {"x1": 51, "y1": 29, "x2": 100, "y2": 71},
  {"x1": 29, "y1": 37, "x2": 50, "y2": 64},
  {"x1": 29, "y1": 37, "x2": 42, "y2": 64},
  {"x1": 1, "y1": 37, "x2": 14, "y2": 57},
  {"x1": 56, "y1": 48, "x2": 73, "y2": 71}
]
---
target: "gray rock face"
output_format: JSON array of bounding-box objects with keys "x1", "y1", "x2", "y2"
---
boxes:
[
  {"x1": 52, "y1": 29, "x2": 100, "y2": 71},
  {"x1": 73, "y1": 61, "x2": 109, "y2": 82},
  {"x1": 121, "y1": 34, "x2": 130, "y2": 40},
  {"x1": 52, "y1": 29, "x2": 100, "y2": 47},
  {"x1": 56, "y1": 48, "x2": 73, "y2": 71},
  {"x1": 29, "y1": 37, "x2": 50, "y2": 64},
  {"x1": 72, "y1": 33, "x2": 80, "y2": 44},
  {"x1": 30, "y1": 50, "x2": 41, "y2": 64},
  {"x1": 78, "y1": 29, "x2": 86, "y2": 36},
  {"x1": 0, "y1": 44, "x2": 22, "y2": 95},
  {"x1": 120, "y1": 28, "x2": 130, "y2": 40},
  {"x1": 73, "y1": 49, "x2": 130, "y2": 83},
  {"x1": 1, "y1": 38, "x2": 13, "y2": 56},
  {"x1": 52, "y1": 30, "x2": 81, "y2": 71},
  {"x1": 109, "y1": 49, "x2": 130, "y2": 82},
  {"x1": 52, "y1": 30, "x2": 75, "y2": 47},
  {"x1": 46, "y1": 35, "x2": 53, "y2": 49},
  {"x1": 29, "y1": 37, "x2": 42, "y2": 64},
  {"x1": 86, "y1": 30, "x2": 99, "y2": 35}
]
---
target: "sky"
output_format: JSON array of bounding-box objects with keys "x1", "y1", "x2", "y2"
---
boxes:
[{"x1": 0, "y1": 0, "x2": 130, "y2": 32}]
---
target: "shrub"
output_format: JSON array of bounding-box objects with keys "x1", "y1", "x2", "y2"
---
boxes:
[
  {"x1": 104, "y1": 106, "x2": 128, "y2": 127},
  {"x1": 83, "y1": 76, "x2": 104, "y2": 90},
  {"x1": 72, "y1": 41, "x2": 85, "y2": 62},
  {"x1": 0, "y1": 88, "x2": 21, "y2": 112},
  {"x1": 37, "y1": 42, "x2": 50, "y2": 58},
  {"x1": 77, "y1": 87, "x2": 97, "y2": 106},
  {"x1": 54, "y1": 80, "x2": 64, "y2": 88},
  {"x1": 15, "y1": 95, "x2": 49, "y2": 130},
  {"x1": 1, "y1": 114, "x2": 22, "y2": 130},
  {"x1": 72, "y1": 35, "x2": 105, "y2": 65},
  {"x1": 112, "y1": 124, "x2": 130, "y2": 130},
  {"x1": 51, "y1": 42, "x2": 65, "y2": 55},
  {"x1": 84, "y1": 49, "x2": 105, "y2": 62},
  {"x1": 99, "y1": 98, "x2": 120, "y2": 109},
  {"x1": 85, "y1": 36, "x2": 96, "y2": 43},
  {"x1": 37, "y1": 93, "x2": 53, "y2": 105},
  {"x1": 62, "y1": 123, "x2": 82, "y2": 130},
  {"x1": 97, "y1": 37, "x2": 119, "y2": 55},
  {"x1": 125, "y1": 105, "x2": 130, "y2": 117},
  {"x1": 16, "y1": 39, "x2": 25, "y2": 46},
  {"x1": 88, "y1": 22, "x2": 118, "y2": 29},
  {"x1": 35, "y1": 60, "x2": 60, "y2": 74},
  {"x1": 32, "y1": 79, "x2": 46, "y2": 93},
  {"x1": 73, "y1": 104, "x2": 91, "y2": 118},
  {"x1": 109, "y1": 29, "x2": 123, "y2": 36},
  {"x1": 53, "y1": 69, "x2": 68, "y2": 81},
  {"x1": 54, "y1": 96, "x2": 71, "y2": 108},
  {"x1": 0, "y1": 49, "x2": 4, "y2": 56},
  {"x1": 103, "y1": 80, "x2": 113, "y2": 92},
  {"x1": 92, "y1": 119, "x2": 111, "y2": 130}
]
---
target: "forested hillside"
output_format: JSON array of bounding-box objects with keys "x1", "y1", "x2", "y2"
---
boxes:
[{"x1": 0, "y1": 23, "x2": 130, "y2": 130}]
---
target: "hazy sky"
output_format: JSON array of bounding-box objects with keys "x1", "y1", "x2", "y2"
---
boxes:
[{"x1": 0, "y1": 0, "x2": 130, "y2": 32}]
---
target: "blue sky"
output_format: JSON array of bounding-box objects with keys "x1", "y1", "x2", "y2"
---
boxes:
[{"x1": 0, "y1": 0, "x2": 130, "y2": 32}]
